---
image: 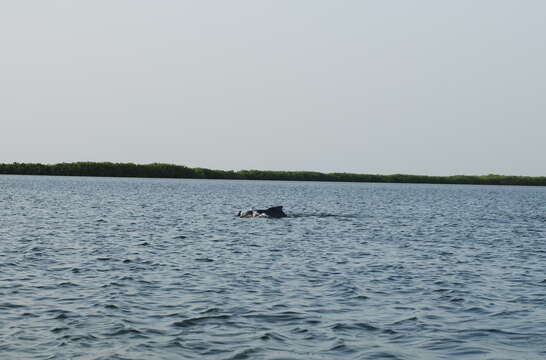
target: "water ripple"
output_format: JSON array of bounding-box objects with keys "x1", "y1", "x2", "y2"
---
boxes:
[{"x1": 0, "y1": 176, "x2": 545, "y2": 359}]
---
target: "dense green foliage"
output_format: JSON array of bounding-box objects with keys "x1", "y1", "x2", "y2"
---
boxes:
[{"x1": 0, "y1": 162, "x2": 544, "y2": 186}]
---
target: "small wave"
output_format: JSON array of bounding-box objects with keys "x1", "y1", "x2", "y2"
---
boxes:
[
  {"x1": 259, "y1": 331, "x2": 288, "y2": 342},
  {"x1": 164, "y1": 338, "x2": 186, "y2": 349},
  {"x1": 0, "y1": 302, "x2": 26, "y2": 309},
  {"x1": 101, "y1": 282, "x2": 125, "y2": 288},
  {"x1": 94, "y1": 355, "x2": 133, "y2": 360},
  {"x1": 46, "y1": 309, "x2": 73, "y2": 320},
  {"x1": 456, "y1": 328, "x2": 535, "y2": 337},
  {"x1": 449, "y1": 297, "x2": 465, "y2": 302},
  {"x1": 60, "y1": 334, "x2": 98, "y2": 342},
  {"x1": 200, "y1": 307, "x2": 221, "y2": 314},
  {"x1": 289, "y1": 213, "x2": 357, "y2": 218},
  {"x1": 172, "y1": 314, "x2": 230, "y2": 328},
  {"x1": 490, "y1": 309, "x2": 530, "y2": 317},
  {"x1": 53, "y1": 313, "x2": 70, "y2": 320},
  {"x1": 243, "y1": 311, "x2": 306, "y2": 323},
  {"x1": 463, "y1": 307, "x2": 490, "y2": 314},
  {"x1": 226, "y1": 348, "x2": 261, "y2": 360},
  {"x1": 364, "y1": 351, "x2": 404, "y2": 359},
  {"x1": 447, "y1": 347, "x2": 490, "y2": 356},
  {"x1": 328, "y1": 340, "x2": 357, "y2": 354},
  {"x1": 105, "y1": 327, "x2": 144, "y2": 337},
  {"x1": 50, "y1": 326, "x2": 70, "y2": 333},
  {"x1": 21, "y1": 312, "x2": 40, "y2": 318},
  {"x1": 390, "y1": 316, "x2": 418, "y2": 325},
  {"x1": 332, "y1": 322, "x2": 380, "y2": 332},
  {"x1": 143, "y1": 328, "x2": 166, "y2": 336}
]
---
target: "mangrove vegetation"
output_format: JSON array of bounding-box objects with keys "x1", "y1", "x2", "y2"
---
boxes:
[{"x1": 0, "y1": 162, "x2": 544, "y2": 186}]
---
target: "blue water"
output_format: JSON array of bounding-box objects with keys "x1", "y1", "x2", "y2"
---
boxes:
[{"x1": 0, "y1": 175, "x2": 544, "y2": 359}]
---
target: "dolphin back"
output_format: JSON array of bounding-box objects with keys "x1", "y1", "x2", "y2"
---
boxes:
[
  {"x1": 237, "y1": 206, "x2": 287, "y2": 218},
  {"x1": 264, "y1": 206, "x2": 287, "y2": 218}
]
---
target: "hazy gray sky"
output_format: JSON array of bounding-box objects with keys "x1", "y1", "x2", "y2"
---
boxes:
[{"x1": 1, "y1": 1, "x2": 545, "y2": 175}]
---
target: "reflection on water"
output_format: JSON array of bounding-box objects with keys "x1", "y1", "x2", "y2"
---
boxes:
[{"x1": 0, "y1": 175, "x2": 545, "y2": 359}]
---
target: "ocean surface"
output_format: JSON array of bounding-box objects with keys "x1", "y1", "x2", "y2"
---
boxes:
[{"x1": 0, "y1": 175, "x2": 545, "y2": 360}]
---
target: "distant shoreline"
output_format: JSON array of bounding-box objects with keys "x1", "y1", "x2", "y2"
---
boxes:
[{"x1": 0, "y1": 162, "x2": 544, "y2": 186}]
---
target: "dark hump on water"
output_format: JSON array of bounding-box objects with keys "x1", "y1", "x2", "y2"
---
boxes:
[{"x1": 264, "y1": 206, "x2": 287, "y2": 218}]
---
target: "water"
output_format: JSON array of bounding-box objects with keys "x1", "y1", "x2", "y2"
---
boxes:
[{"x1": 0, "y1": 175, "x2": 544, "y2": 360}]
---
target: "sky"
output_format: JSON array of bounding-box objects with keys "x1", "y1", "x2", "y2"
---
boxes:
[{"x1": 1, "y1": 1, "x2": 545, "y2": 176}]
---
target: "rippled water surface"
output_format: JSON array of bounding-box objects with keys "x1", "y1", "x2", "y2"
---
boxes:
[{"x1": 1, "y1": 175, "x2": 545, "y2": 359}]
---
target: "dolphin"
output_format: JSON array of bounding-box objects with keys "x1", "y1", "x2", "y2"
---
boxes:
[{"x1": 237, "y1": 206, "x2": 287, "y2": 218}]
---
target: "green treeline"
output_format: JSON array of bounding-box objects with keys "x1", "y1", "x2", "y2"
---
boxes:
[{"x1": 0, "y1": 162, "x2": 544, "y2": 186}]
